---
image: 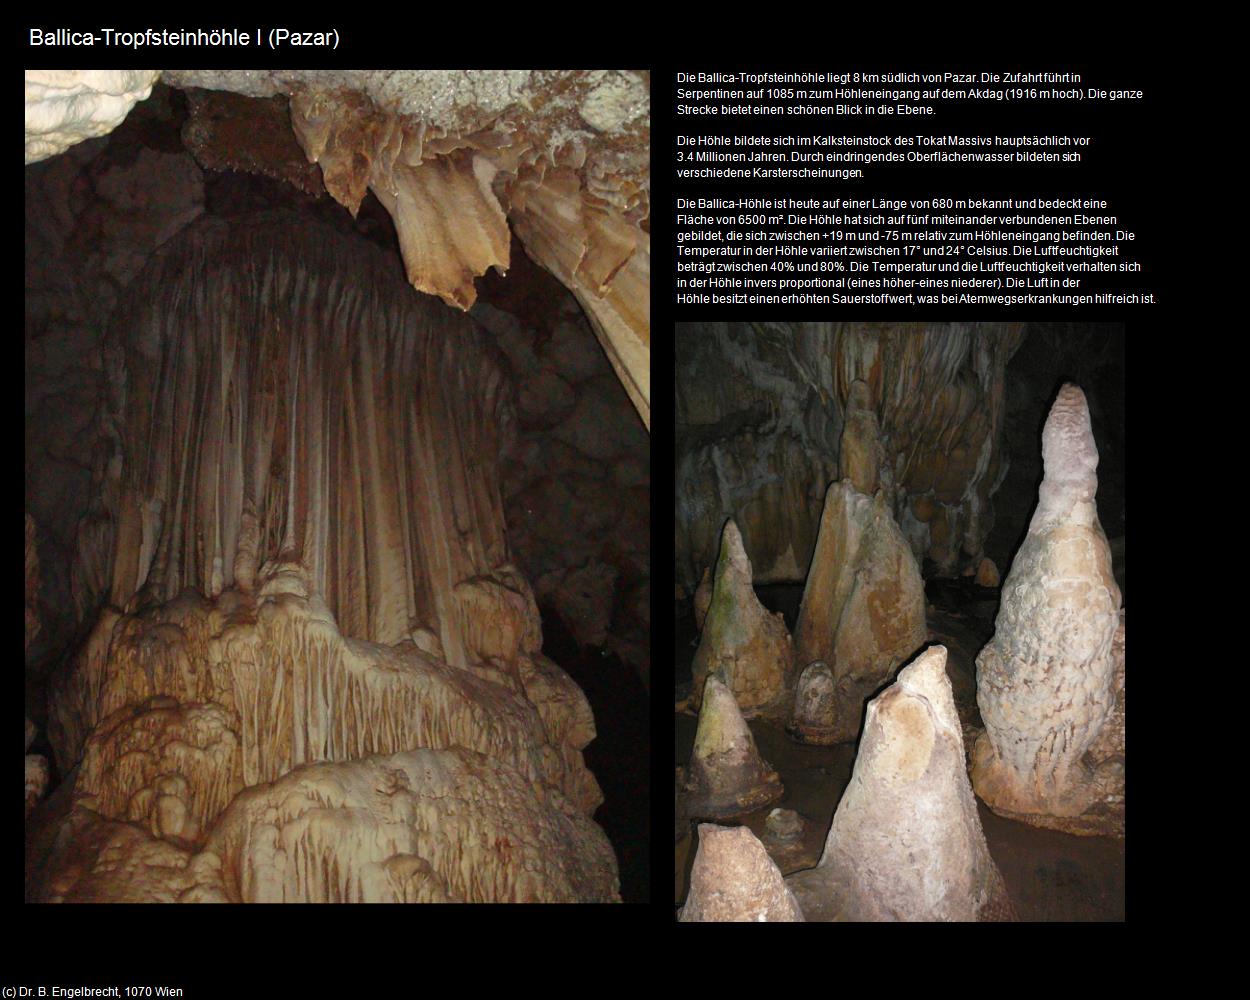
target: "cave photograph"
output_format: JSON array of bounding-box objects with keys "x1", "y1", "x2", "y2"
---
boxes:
[
  {"x1": 25, "y1": 70, "x2": 651, "y2": 903},
  {"x1": 674, "y1": 322, "x2": 1125, "y2": 921}
]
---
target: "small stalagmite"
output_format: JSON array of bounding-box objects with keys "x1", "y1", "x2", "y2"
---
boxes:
[
  {"x1": 679, "y1": 823, "x2": 804, "y2": 922},
  {"x1": 786, "y1": 645, "x2": 1014, "y2": 921},
  {"x1": 789, "y1": 661, "x2": 838, "y2": 745},
  {"x1": 793, "y1": 480, "x2": 927, "y2": 743},
  {"x1": 683, "y1": 675, "x2": 783, "y2": 820},
  {"x1": 690, "y1": 519, "x2": 792, "y2": 718},
  {"x1": 971, "y1": 384, "x2": 1124, "y2": 836}
]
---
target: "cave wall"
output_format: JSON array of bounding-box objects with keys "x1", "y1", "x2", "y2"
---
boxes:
[{"x1": 675, "y1": 322, "x2": 1025, "y2": 591}]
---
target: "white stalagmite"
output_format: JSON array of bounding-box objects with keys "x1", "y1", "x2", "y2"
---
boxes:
[
  {"x1": 971, "y1": 384, "x2": 1124, "y2": 836},
  {"x1": 679, "y1": 824, "x2": 804, "y2": 922},
  {"x1": 787, "y1": 646, "x2": 1014, "y2": 921}
]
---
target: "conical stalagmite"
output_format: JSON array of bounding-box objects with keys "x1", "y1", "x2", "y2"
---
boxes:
[
  {"x1": 786, "y1": 645, "x2": 1014, "y2": 921},
  {"x1": 683, "y1": 675, "x2": 783, "y2": 820},
  {"x1": 789, "y1": 661, "x2": 838, "y2": 745},
  {"x1": 971, "y1": 384, "x2": 1124, "y2": 836},
  {"x1": 679, "y1": 823, "x2": 804, "y2": 922},
  {"x1": 690, "y1": 519, "x2": 792, "y2": 718},
  {"x1": 793, "y1": 481, "x2": 926, "y2": 743}
]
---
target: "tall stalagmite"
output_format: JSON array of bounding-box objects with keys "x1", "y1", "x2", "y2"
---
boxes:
[
  {"x1": 690, "y1": 519, "x2": 792, "y2": 718},
  {"x1": 787, "y1": 645, "x2": 1014, "y2": 921},
  {"x1": 971, "y1": 384, "x2": 1124, "y2": 836},
  {"x1": 793, "y1": 480, "x2": 927, "y2": 743},
  {"x1": 34, "y1": 214, "x2": 618, "y2": 901}
]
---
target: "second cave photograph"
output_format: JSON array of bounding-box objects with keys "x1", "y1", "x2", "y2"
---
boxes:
[{"x1": 674, "y1": 321, "x2": 1125, "y2": 921}]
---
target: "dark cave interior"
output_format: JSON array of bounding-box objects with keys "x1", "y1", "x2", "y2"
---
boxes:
[{"x1": 674, "y1": 322, "x2": 1124, "y2": 921}]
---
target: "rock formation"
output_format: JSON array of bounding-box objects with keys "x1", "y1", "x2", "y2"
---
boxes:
[
  {"x1": 789, "y1": 661, "x2": 838, "y2": 745},
  {"x1": 792, "y1": 480, "x2": 927, "y2": 743},
  {"x1": 690, "y1": 519, "x2": 793, "y2": 718},
  {"x1": 29, "y1": 214, "x2": 618, "y2": 901},
  {"x1": 683, "y1": 676, "x2": 783, "y2": 820},
  {"x1": 679, "y1": 823, "x2": 804, "y2": 922},
  {"x1": 971, "y1": 384, "x2": 1124, "y2": 837},
  {"x1": 25, "y1": 71, "x2": 160, "y2": 164},
  {"x1": 28, "y1": 748, "x2": 617, "y2": 903},
  {"x1": 675, "y1": 323, "x2": 1024, "y2": 589},
  {"x1": 787, "y1": 645, "x2": 1014, "y2": 921}
]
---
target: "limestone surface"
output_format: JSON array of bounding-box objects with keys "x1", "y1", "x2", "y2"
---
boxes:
[
  {"x1": 679, "y1": 823, "x2": 804, "y2": 921},
  {"x1": 25, "y1": 71, "x2": 160, "y2": 164},
  {"x1": 971, "y1": 384, "x2": 1124, "y2": 837},
  {"x1": 690, "y1": 519, "x2": 793, "y2": 718},
  {"x1": 787, "y1": 645, "x2": 1014, "y2": 921},
  {"x1": 683, "y1": 675, "x2": 783, "y2": 820},
  {"x1": 185, "y1": 748, "x2": 619, "y2": 903},
  {"x1": 49, "y1": 579, "x2": 601, "y2": 818},
  {"x1": 793, "y1": 480, "x2": 927, "y2": 742},
  {"x1": 28, "y1": 748, "x2": 618, "y2": 903}
]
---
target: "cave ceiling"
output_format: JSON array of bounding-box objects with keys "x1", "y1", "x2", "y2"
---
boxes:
[{"x1": 25, "y1": 69, "x2": 651, "y2": 428}]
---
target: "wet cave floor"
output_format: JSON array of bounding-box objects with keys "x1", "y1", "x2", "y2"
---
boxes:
[{"x1": 674, "y1": 580, "x2": 1125, "y2": 921}]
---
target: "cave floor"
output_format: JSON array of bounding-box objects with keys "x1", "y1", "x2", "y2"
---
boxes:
[{"x1": 674, "y1": 579, "x2": 1126, "y2": 921}]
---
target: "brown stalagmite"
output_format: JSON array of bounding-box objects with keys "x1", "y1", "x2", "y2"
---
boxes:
[
  {"x1": 786, "y1": 645, "x2": 1014, "y2": 921},
  {"x1": 679, "y1": 823, "x2": 804, "y2": 921},
  {"x1": 789, "y1": 661, "x2": 838, "y2": 745},
  {"x1": 838, "y1": 378, "x2": 882, "y2": 495},
  {"x1": 793, "y1": 480, "x2": 927, "y2": 742},
  {"x1": 683, "y1": 675, "x2": 783, "y2": 820},
  {"x1": 689, "y1": 519, "x2": 793, "y2": 718},
  {"x1": 971, "y1": 384, "x2": 1124, "y2": 836}
]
